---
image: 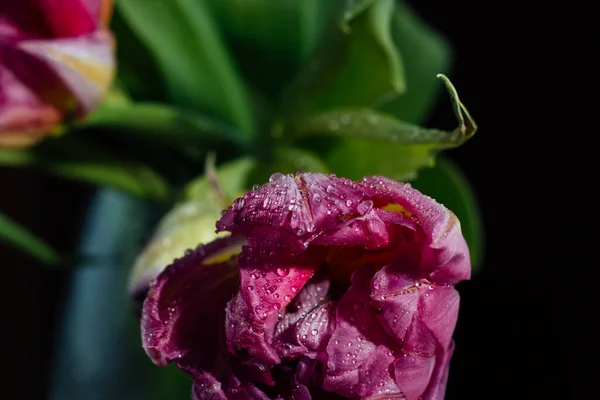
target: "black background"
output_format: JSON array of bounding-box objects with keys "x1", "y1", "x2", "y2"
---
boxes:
[{"x1": 1, "y1": 0, "x2": 571, "y2": 398}]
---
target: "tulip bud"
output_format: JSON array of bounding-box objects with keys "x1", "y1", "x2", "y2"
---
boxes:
[
  {"x1": 141, "y1": 172, "x2": 470, "y2": 399},
  {"x1": 0, "y1": 0, "x2": 115, "y2": 147}
]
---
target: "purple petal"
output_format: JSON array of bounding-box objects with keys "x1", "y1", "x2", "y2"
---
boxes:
[
  {"x1": 274, "y1": 274, "x2": 331, "y2": 352},
  {"x1": 420, "y1": 341, "x2": 455, "y2": 400},
  {"x1": 324, "y1": 266, "x2": 396, "y2": 398},
  {"x1": 356, "y1": 346, "x2": 403, "y2": 399},
  {"x1": 217, "y1": 173, "x2": 366, "y2": 243},
  {"x1": 393, "y1": 351, "x2": 436, "y2": 400},
  {"x1": 193, "y1": 373, "x2": 227, "y2": 400},
  {"x1": 141, "y1": 236, "x2": 244, "y2": 373},
  {"x1": 361, "y1": 176, "x2": 471, "y2": 284},
  {"x1": 371, "y1": 269, "x2": 460, "y2": 351}
]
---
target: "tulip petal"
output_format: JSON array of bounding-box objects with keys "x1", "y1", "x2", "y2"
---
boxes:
[
  {"x1": 420, "y1": 341, "x2": 455, "y2": 400},
  {"x1": 17, "y1": 29, "x2": 114, "y2": 113},
  {"x1": 142, "y1": 235, "x2": 245, "y2": 374},
  {"x1": 193, "y1": 372, "x2": 228, "y2": 400},
  {"x1": 217, "y1": 173, "x2": 365, "y2": 244},
  {"x1": 0, "y1": 63, "x2": 61, "y2": 147},
  {"x1": 324, "y1": 266, "x2": 396, "y2": 398},
  {"x1": 362, "y1": 176, "x2": 471, "y2": 284},
  {"x1": 225, "y1": 247, "x2": 325, "y2": 364},
  {"x1": 356, "y1": 346, "x2": 403, "y2": 399}
]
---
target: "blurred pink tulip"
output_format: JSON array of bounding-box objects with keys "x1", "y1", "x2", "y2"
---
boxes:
[{"x1": 0, "y1": 0, "x2": 115, "y2": 148}]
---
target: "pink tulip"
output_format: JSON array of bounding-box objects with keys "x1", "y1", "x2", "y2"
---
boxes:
[
  {"x1": 142, "y1": 173, "x2": 471, "y2": 399},
  {"x1": 0, "y1": 0, "x2": 114, "y2": 147}
]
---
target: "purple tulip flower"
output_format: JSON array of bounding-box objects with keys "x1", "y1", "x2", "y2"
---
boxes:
[
  {"x1": 141, "y1": 172, "x2": 470, "y2": 399},
  {"x1": 0, "y1": 0, "x2": 114, "y2": 147}
]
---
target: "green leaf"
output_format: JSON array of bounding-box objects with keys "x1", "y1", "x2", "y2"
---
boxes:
[
  {"x1": 116, "y1": 0, "x2": 255, "y2": 139},
  {"x1": 207, "y1": 0, "x2": 336, "y2": 98},
  {"x1": 109, "y1": 7, "x2": 167, "y2": 102},
  {"x1": 293, "y1": 75, "x2": 476, "y2": 181},
  {"x1": 0, "y1": 137, "x2": 171, "y2": 202},
  {"x1": 281, "y1": 0, "x2": 404, "y2": 117},
  {"x1": 323, "y1": 140, "x2": 434, "y2": 181},
  {"x1": 378, "y1": 0, "x2": 453, "y2": 123},
  {"x1": 411, "y1": 157, "x2": 484, "y2": 270},
  {"x1": 292, "y1": 108, "x2": 473, "y2": 147},
  {"x1": 0, "y1": 211, "x2": 61, "y2": 264},
  {"x1": 81, "y1": 102, "x2": 244, "y2": 152}
]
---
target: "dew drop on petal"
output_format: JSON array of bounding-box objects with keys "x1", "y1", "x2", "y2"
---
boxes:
[
  {"x1": 284, "y1": 295, "x2": 292, "y2": 302},
  {"x1": 291, "y1": 286, "x2": 298, "y2": 293},
  {"x1": 269, "y1": 172, "x2": 285, "y2": 182},
  {"x1": 311, "y1": 329, "x2": 318, "y2": 336},
  {"x1": 252, "y1": 184, "x2": 260, "y2": 190},
  {"x1": 326, "y1": 185, "x2": 335, "y2": 194}
]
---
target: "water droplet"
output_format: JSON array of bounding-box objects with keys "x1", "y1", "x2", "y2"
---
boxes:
[
  {"x1": 373, "y1": 282, "x2": 380, "y2": 290},
  {"x1": 415, "y1": 282, "x2": 421, "y2": 287},
  {"x1": 284, "y1": 295, "x2": 292, "y2": 302},
  {"x1": 252, "y1": 184, "x2": 260, "y2": 190},
  {"x1": 273, "y1": 293, "x2": 279, "y2": 299},
  {"x1": 269, "y1": 172, "x2": 285, "y2": 182},
  {"x1": 345, "y1": 199, "x2": 353, "y2": 207},
  {"x1": 326, "y1": 185, "x2": 335, "y2": 194},
  {"x1": 357, "y1": 335, "x2": 364, "y2": 341},
  {"x1": 302, "y1": 334, "x2": 307, "y2": 340},
  {"x1": 311, "y1": 329, "x2": 318, "y2": 336},
  {"x1": 296, "y1": 228, "x2": 305, "y2": 236},
  {"x1": 235, "y1": 198, "x2": 245, "y2": 210},
  {"x1": 247, "y1": 285, "x2": 253, "y2": 291},
  {"x1": 347, "y1": 342, "x2": 353, "y2": 347},
  {"x1": 346, "y1": 352, "x2": 352, "y2": 357},
  {"x1": 352, "y1": 359, "x2": 357, "y2": 364},
  {"x1": 387, "y1": 350, "x2": 394, "y2": 356},
  {"x1": 291, "y1": 286, "x2": 298, "y2": 293},
  {"x1": 428, "y1": 285, "x2": 434, "y2": 290},
  {"x1": 313, "y1": 193, "x2": 322, "y2": 202},
  {"x1": 276, "y1": 268, "x2": 289, "y2": 277},
  {"x1": 334, "y1": 339, "x2": 340, "y2": 345}
]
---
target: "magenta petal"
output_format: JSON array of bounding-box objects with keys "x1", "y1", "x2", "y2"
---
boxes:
[
  {"x1": 356, "y1": 346, "x2": 403, "y2": 399},
  {"x1": 217, "y1": 173, "x2": 366, "y2": 242},
  {"x1": 193, "y1": 373, "x2": 228, "y2": 400},
  {"x1": 324, "y1": 266, "x2": 395, "y2": 397},
  {"x1": 394, "y1": 351, "x2": 436, "y2": 400},
  {"x1": 141, "y1": 236, "x2": 244, "y2": 372},
  {"x1": 362, "y1": 176, "x2": 471, "y2": 284},
  {"x1": 311, "y1": 208, "x2": 390, "y2": 249},
  {"x1": 226, "y1": 250, "x2": 324, "y2": 363},
  {"x1": 17, "y1": 29, "x2": 114, "y2": 114},
  {"x1": 420, "y1": 341, "x2": 455, "y2": 400}
]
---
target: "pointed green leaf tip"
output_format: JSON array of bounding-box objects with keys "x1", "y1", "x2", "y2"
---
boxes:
[{"x1": 436, "y1": 74, "x2": 477, "y2": 142}]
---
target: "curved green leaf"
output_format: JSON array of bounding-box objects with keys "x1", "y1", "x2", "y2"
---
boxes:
[
  {"x1": 81, "y1": 102, "x2": 243, "y2": 150},
  {"x1": 281, "y1": 0, "x2": 404, "y2": 117},
  {"x1": 116, "y1": 0, "x2": 255, "y2": 139},
  {"x1": 411, "y1": 157, "x2": 484, "y2": 270},
  {"x1": 293, "y1": 75, "x2": 476, "y2": 181},
  {"x1": 0, "y1": 211, "x2": 61, "y2": 264},
  {"x1": 207, "y1": 0, "x2": 336, "y2": 98}
]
